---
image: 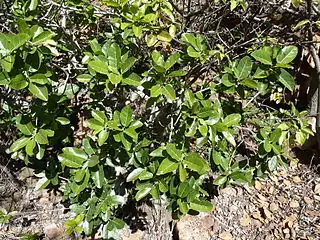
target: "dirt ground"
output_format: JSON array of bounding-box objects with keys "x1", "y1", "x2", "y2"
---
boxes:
[{"x1": 0, "y1": 153, "x2": 319, "y2": 240}]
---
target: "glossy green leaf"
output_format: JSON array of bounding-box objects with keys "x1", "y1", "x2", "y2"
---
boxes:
[
  {"x1": 92, "y1": 165, "x2": 104, "y2": 188},
  {"x1": 76, "y1": 74, "x2": 92, "y2": 83},
  {"x1": 213, "y1": 175, "x2": 228, "y2": 185},
  {"x1": 88, "y1": 60, "x2": 108, "y2": 75},
  {"x1": 88, "y1": 155, "x2": 99, "y2": 167},
  {"x1": 10, "y1": 137, "x2": 30, "y2": 152},
  {"x1": 25, "y1": 138, "x2": 36, "y2": 156},
  {"x1": 251, "y1": 47, "x2": 273, "y2": 65},
  {"x1": 56, "y1": 117, "x2": 70, "y2": 125},
  {"x1": 223, "y1": 114, "x2": 241, "y2": 127},
  {"x1": 157, "y1": 31, "x2": 172, "y2": 42},
  {"x1": 184, "y1": 152, "x2": 209, "y2": 174},
  {"x1": 32, "y1": 31, "x2": 55, "y2": 44},
  {"x1": 121, "y1": 57, "x2": 136, "y2": 74},
  {"x1": 278, "y1": 69, "x2": 295, "y2": 91},
  {"x1": 0, "y1": 33, "x2": 29, "y2": 53},
  {"x1": 120, "y1": 105, "x2": 133, "y2": 127},
  {"x1": 234, "y1": 56, "x2": 253, "y2": 80},
  {"x1": 157, "y1": 158, "x2": 179, "y2": 175},
  {"x1": 276, "y1": 46, "x2": 298, "y2": 64},
  {"x1": 35, "y1": 177, "x2": 50, "y2": 191},
  {"x1": 123, "y1": 72, "x2": 141, "y2": 86},
  {"x1": 17, "y1": 122, "x2": 34, "y2": 135},
  {"x1": 189, "y1": 199, "x2": 213, "y2": 212},
  {"x1": 58, "y1": 147, "x2": 88, "y2": 168},
  {"x1": 268, "y1": 156, "x2": 278, "y2": 171},
  {"x1": 135, "y1": 187, "x2": 152, "y2": 201},
  {"x1": 127, "y1": 168, "x2": 144, "y2": 182},
  {"x1": 162, "y1": 84, "x2": 176, "y2": 101},
  {"x1": 35, "y1": 129, "x2": 49, "y2": 144},
  {"x1": 222, "y1": 131, "x2": 236, "y2": 147},
  {"x1": 98, "y1": 130, "x2": 109, "y2": 146},
  {"x1": 166, "y1": 143, "x2": 183, "y2": 161},
  {"x1": 28, "y1": 83, "x2": 48, "y2": 101}
]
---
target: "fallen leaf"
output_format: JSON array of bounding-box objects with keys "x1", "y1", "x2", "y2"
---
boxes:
[{"x1": 219, "y1": 231, "x2": 233, "y2": 240}]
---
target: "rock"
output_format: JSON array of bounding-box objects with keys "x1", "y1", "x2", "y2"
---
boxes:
[
  {"x1": 220, "y1": 187, "x2": 237, "y2": 196},
  {"x1": 44, "y1": 223, "x2": 64, "y2": 239},
  {"x1": 255, "y1": 181, "x2": 262, "y2": 191},
  {"x1": 289, "y1": 200, "x2": 299, "y2": 208},
  {"x1": 269, "y1": 202, "x2": 279, "y2": 212},
  {"x1": 292, "y1": 176, "x2": 301, "y2": 183},
  {"x1": 304, "y1": 196, "x2": 313, "y2": 205},
  {"x1": 219, "y1": 231, "x2": 233, "y2": 240},
  {"x1": 122, "y1": 230, "x2": 143, "y2": 240},
  {"x1": 239, "y1": 214, "x2": 251, "y2": 227},
  {"x1": 175, "y1": 211, "x2": 216, "y2": 240}
]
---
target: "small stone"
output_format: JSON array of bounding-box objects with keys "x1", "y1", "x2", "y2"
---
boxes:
[
  {"x1": 292, "y1": 176, "x2": 301, "y2": 183},
  {"x1": 219, "y1": 231, "x2": 233, "y2": 240},
  {"x1": 240, "y1": 214, "x2": 251, "y2": 227},
  {"x1": 268, "y1": 186, "x2": 274, "y2": 194},
  {"x1": 269, "y1": 202, "x2": 279, "y2": 212},
  {"x1": 278, "y1": 196, "x2": 288, "y2": 204},
  {"x1": 44, "y1": 223, "x2": 64, "y2": 239},
  {"x1": 220, "y1": 187, "x2": 237, "y2": 196},
  {"x1": 283, "y1": 179, "x2": 291, "y2": 186},
  {"x1": 304, "y1": 197, "x2": 313, "y2": 205},
  {"x1": 290, "y1": 200, "x2": 299, "y2": 208},
  {"x1": 314, "y1": 195, "x2": 320, "y2": 201},
  {"x1": 39, "y1": 197, "x2": 50, "y2": 205},
  {"x1": 283, "y1": 228, "x2": 290, "y2": 234},
  {"x1": 315, "y1": 184, "x2": 320, "y2": 195},
  {"x1": 255, "y1": 181, "x2": 262, "y2": 191}
]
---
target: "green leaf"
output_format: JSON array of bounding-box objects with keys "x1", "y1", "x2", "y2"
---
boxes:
[
  {"x1": 162, "y1": 84, "x2": 176, "y2": 101},
  {"x1": 293, "y1": 19, "x2": 309, "y2": 30},
  {"x1": 251, "y1": 47, "x2": 273, "y2": 65},
  {"x1": 88, "y1": 155, "x2": 99, "y2": 167},
  {"x1": 87, "y1": 119, "x2": 104, "y2": 132},
  {"x1": 92, "y1": 165, "x2": 104, "y2": 188},
  {"x1": 223, "y1": 114, "x2": 241, "y2": 127},
  {"x1": 157, "y1": 31, "x2": 172, "y2": 42},
  {"x1": 88, "y1": 60, "x2": 108, "y2": 75},
  {"x1": 89, "y1": 39, "x2": 102, "y2": 54},
  {"x1": 58, "y1": 147, "x2": 88, "y2": 168},
  {"x1": 17, "y1": 122, "x2": 34, "y2": 136},
  {"x1": 9, "y1": 74, "x2": 28, "y2": 90},
  {"x1": 10, "y1": 137, "x2": 30, "y2": 152},
  {"x1": 35, "y1": 129, "x2": 49, "y2": 144},
  {"x1": 32, "y1": 31, "x2": 55, "y2": 44},
  {"x1": 56, "y1": 117, "x2": 70, "y2": 125},
  {"x1": 213, "y1": 175, "x2": 228, "y2": 185},
  {"x1": 29, "y1": 74, "x2": 49, "y2": 85},
  {"x1": 178, "y1": 182, "x2": 192, "y2": 198},
  {"x1": 126, "y1": 168, "x2": 144, "y2": 182},
  {"x1": 291, "y1": 0, "x2": 303, "y2": 8},
  {"x1": 28, "y1": 83, "x2": 48, "y2": 101},
  {"x1": 263, "y1": 140, "x2": 272, "y2": 153},
  {"x1": 253, "y1": 66, "x2": 269, "y2": 79},
  {"x1": 222, "y1": 131, "x2": 236, "y2": 147},
  {"x1": 109, "y1": 73, "x2": 122, "y2": 85},
  {"x1": 108, "y1": 43, "x2": 121, "y2": 68},
  {"x1": 135, "y1": 187, "x2": 152, "y2": 201},
  {"x1": 276, "y1": 46, "x2": 298, "y2": 64},
  {"x1": 29, "y1": 0, "x2": 38, "y2": 11},
  {"x1": 212, "y1": 150, "x2": 229, "y2": 171},
  {"x1": 296, "y1": 131, "x2": 307, "y2": 145},
  {"x1": 187, "y1": 46, "x2": 201, "y2": 58},
  {"x1": 184, "y1": 152, "x2": 209, "y2": 174},
  {"x1": 234, "y1": 56, "x2": 253, "y2": 80},
  {"x1": 167, "y1": 70, "x2": 186, "y2": 77},
  {"x1": 189, "y1": 199, "x2": 213, "y2": 212},
  {"x1": 166, "y1": 143, "x2": 183, "y2": 161},
  {"x1": 35, "y1": 177, "x2": 50, "y2": 191},
  {"x1": 268, "y1": 156, "x2": 278, "y2": 171},
  {"x1": 164, "y1": 53, "x2": 180, "y2": 71},
  {"x1": 0, "y1": 33, "x2": 29, "y2": 53},
  {"x1": 1, "y1": 55, "x2": 15, "y2": 72},
  {"x1": 182, "y1": 33, "x2": 198, "y2": 49},
  {"x1": 150, "y1": 85, "x2": 162, "y2": 98},
  {"x1": 124, "y1": 127, "x2": 138, "y2": 141},
  {"x1": 278, "y1": 69, "x2": 295, "y2": 91},
  {"x1": 179, "y1": 164, "x2": 187, "y2": 182},
  {"x1": 123, "y1": 72, "x2": 141, "y2": 86},
  {"x1": 25, "y1": 138, "x2": 36, "y2": 156},
  {"x1": 76, "y1": 74, "x2": 92, "y2": 83},
  {"x1": 92, "y1": 109, "x2": 107, "y2": 124},
  {"x1": 121, "y1": 57, "x2": 136, "y2": 74},
  {"x1": 120, "y1": 105, "x2": 133, "y2": 127},
  {"x1": 98, "y1": 130, "x2": 109, "y2": 146},
  {"x1": 229, "y1": 171, "x2": 253, "y2": 184},
  {"x1": 178, "y1": 199, "x2": 189, "y2": 214},
  {"x1": 157, "y1": 158, "x2": 179, "y2": 175},
  {"x1": 146, "y1": 34, "x2": 157, "y2": 47},
  {"x1": 221, "y1": 73, "x2": 234, "y2": 87}
]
